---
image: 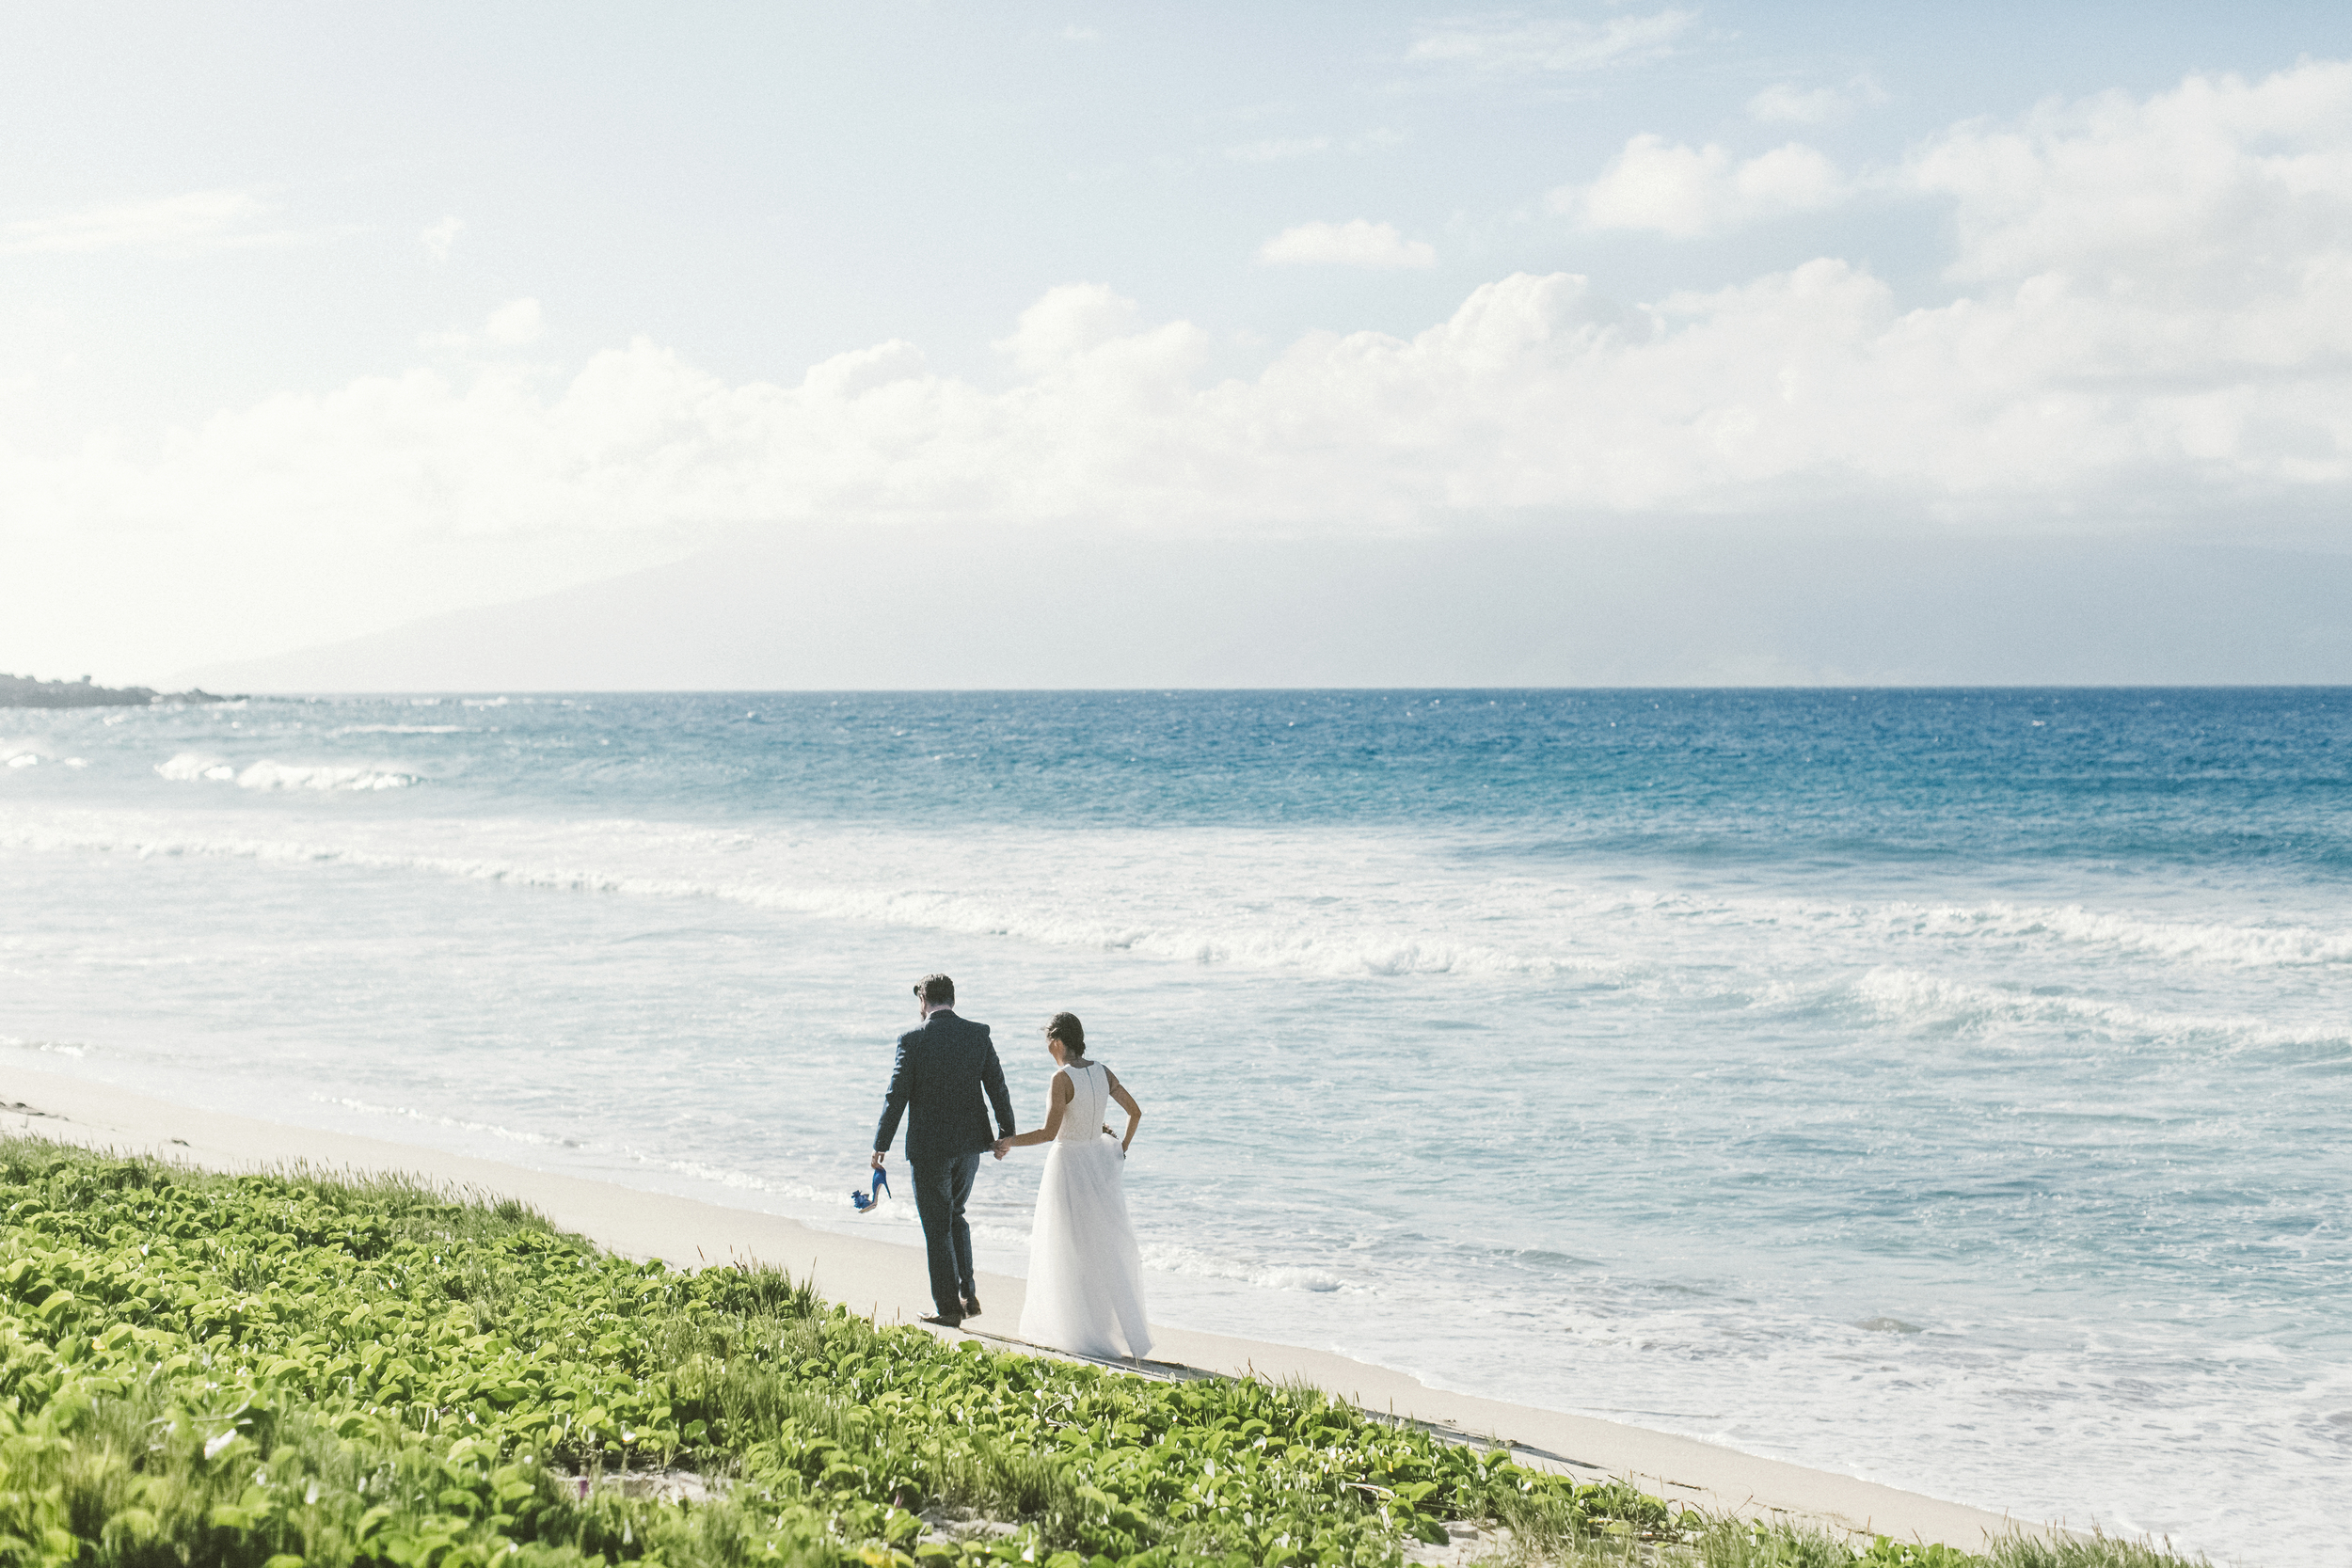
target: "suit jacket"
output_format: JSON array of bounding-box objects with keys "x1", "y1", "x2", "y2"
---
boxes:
[{"x1": 873, "y1": 1010, "x2": 1017, "y2": 1164}]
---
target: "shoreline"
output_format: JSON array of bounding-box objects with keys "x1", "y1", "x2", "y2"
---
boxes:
[{"x1": 8, "y1": 1065, "x2": 2033, "y2": 1552}]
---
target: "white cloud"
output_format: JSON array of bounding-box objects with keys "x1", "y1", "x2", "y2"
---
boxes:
[
  {"x1": 1561, "y1": 135, "x2": 1848, "y2": 237},
  {"x1": 10, "y1": 61, "x2": 2352, "y2": 672},
  {"x1": 801, "y1": 339, "x2": 930, "y2": 400},
  {"x1": 420, "y1": 215, "x2": 464, "y2": 263},
  {"x1": 1748, "y1": 77, "x2": 1883, "y2": 126},
  {"x1": 1906, "y1": 59, "x2": 2352, "y2": 298},
  {"x1": 0, "y1": 189, "x2": 289, "y2": 256},
  {"x1": 484, "y1": 297, "x2": 545, "y2": 345},
  {"x1": 1408, "y1": 9, "x2": 1695, "y2": 73},
  {"x1": 997, "y1": 282, "x2": 1139, "y2": 371},
  {"x1": 1258, "y1": 219, "x2": 1438, "y2": 268}
]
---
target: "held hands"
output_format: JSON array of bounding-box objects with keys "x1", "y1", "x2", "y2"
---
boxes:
[{"x1": 992, "y1": 1137, "x2": 1011, "y2": 1160}]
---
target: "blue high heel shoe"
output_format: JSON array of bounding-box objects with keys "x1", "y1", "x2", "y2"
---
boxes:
[{"x1": 850, "y1": 1167, "x2": 891, "y2": 1212}]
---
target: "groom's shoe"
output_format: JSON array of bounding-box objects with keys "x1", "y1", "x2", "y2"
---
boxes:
[
  {"x1": 961, "y1": 1294, "x2": 982, "y2": 1318},
  {"x1": 917, "y1": 1312, "x2": 962, "y2": 1329}
]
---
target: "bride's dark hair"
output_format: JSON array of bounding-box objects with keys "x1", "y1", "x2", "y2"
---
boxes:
[{"x1": 1044, "y1": 1011, "x2": 1087, "y2": 1057}]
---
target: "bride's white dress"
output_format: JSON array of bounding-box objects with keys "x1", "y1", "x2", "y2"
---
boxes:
[{"x1": 1019, "y1": 1059, "x2": 1152, "y2": 1359}]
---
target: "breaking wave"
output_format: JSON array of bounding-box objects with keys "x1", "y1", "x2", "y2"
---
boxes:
[
  {"x1": 1845, "y1": 967, "x2": 2352, "y2": 1051},
  {"x1": 8, "y1": 808, "x2": 2350, "y2": 1002},
  {"x1": 1855, "y1": 900, "x2": 2352, "y2": 969},
  {"x1": 1136, "y1": 1243, "x2": 1351, "y2": 1293},
  {"x1": 156, "y1": 752, "x2": 418, "y2": 791}
]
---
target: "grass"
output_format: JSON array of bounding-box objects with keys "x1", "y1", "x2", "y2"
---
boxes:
[{"x1": 0, "y1": 1137, "x2": 2220, "y2": 1568}]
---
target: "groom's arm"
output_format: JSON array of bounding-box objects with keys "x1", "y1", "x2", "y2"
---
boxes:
[
  {"x1": 980, "y1": 1035, "x2": 1015, "y2": 1141},
  {"x1": 873, "y1": 1041, "x2": 914, "y2": 1159}
]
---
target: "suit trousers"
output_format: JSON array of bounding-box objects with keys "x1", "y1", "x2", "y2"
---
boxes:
[{"x1": 909, "y1": 1151, "x2": 982, "y2": 1316}]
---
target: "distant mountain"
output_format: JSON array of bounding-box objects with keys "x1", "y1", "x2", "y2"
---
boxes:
[
  {"x1": 185, "y1": 528, "x2": 2352, "y2": 692},
  {"x1": 2, "y1": 673, "x2": 233, "y2": 708}
]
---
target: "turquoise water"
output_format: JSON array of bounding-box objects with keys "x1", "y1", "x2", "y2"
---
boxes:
[{"x1": 4, "y1": 689, "x2": 2347, "y2": 1563}]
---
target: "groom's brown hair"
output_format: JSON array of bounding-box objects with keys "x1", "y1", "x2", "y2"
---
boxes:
[{"x1": 914, "y1": 974, "x2": 955, "y2": 1006}]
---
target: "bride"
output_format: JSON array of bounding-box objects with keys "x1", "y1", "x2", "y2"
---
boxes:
[{"x1": 993, "y1": 1011, "x2": 1152, "y2": 1359}]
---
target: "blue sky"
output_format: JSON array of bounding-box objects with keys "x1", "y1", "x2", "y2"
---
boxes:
[{"x1": 7, "y1": 3, "x2": 2352, "y2": 680}]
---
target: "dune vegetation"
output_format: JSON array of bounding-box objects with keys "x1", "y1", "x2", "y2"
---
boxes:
[{"x1": 0, "y1": 1139, "x2": 2210, "y2": 1568}]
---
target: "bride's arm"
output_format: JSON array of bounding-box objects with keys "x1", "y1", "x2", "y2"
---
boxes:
[
  {"x1": 1005, "y1": 1074, "x2": 1073, "y2": 1149},
  {"x1": 1105, "y1": 1069, "x2": 1142, "y2": 1154}
]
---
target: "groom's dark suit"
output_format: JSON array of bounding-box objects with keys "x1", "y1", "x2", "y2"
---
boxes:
[{"x1": 873, "y1": 1008, "x2": 1016, "y2": 1319}]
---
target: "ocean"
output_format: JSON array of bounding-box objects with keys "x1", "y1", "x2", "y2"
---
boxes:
[{"x1": 3, "y1": 689, "x2": 2346, "y2": 1564}]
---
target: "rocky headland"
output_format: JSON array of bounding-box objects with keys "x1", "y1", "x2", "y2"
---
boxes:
[{"x1": 1, "y1": 672, "x2": 235, "y2": 707}]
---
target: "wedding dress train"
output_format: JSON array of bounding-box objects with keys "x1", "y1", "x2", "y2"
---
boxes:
[{"x1": 1019, "y1": 1059, "x2": 1152, "y2": 1359}]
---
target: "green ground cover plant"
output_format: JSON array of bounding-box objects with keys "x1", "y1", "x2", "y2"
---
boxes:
[{"x1": 0, "y1": 1140, "x2": 2215, "y2": 1568}]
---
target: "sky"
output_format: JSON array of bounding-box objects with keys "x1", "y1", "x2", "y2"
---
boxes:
[{"x1": 7, "y1": 2, "x2": 2352, "y2": 685}]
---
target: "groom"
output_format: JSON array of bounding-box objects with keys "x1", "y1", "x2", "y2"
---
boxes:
[{"x1": 871, "y1": 974, "x2": 1016, "y2": 1327}]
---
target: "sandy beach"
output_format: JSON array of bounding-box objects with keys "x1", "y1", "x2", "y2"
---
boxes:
[{"x1": 8, "y1": 1064, "x2": 2035, "y2": 1553}]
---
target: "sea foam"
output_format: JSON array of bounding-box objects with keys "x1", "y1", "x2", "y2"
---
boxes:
[{"x1": 156, "y1": 752, "x2": 417, "y2": 791}]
